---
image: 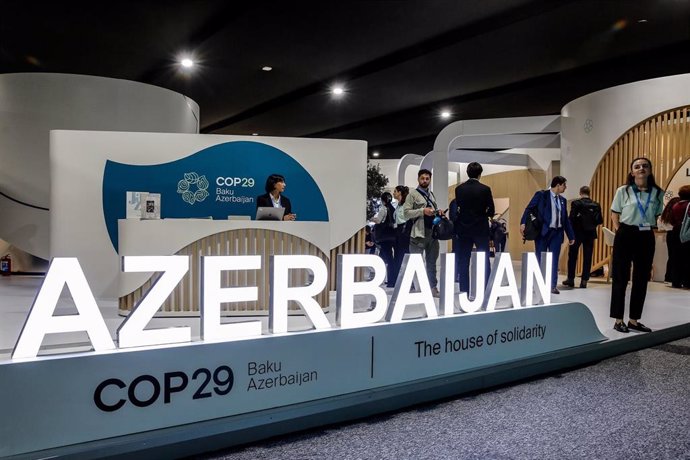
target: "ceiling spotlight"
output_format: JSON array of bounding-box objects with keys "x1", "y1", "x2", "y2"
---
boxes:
[
  {"x1": 332, "y1": 86, "x2": 344, "y2": 96},
  {"x1": 181, "y1": 58, "x2": 194, "y2": 68},
  {"x1": 262, "y1": 66, "x2": 273, "y2": 71},
  {"x1": 440, "y1": 111, "x2": 451, "y2": 119},
  {"x1": 252, "y1": 133, "x2": 259, "y2": 136},
  {"x1": 612, "y1": 19, "x2": 628, "y2": 31},
  {"x1": 372, "y1": 151, "x2": 380, "y2": 157},
  {"x1": 638, "y1": 19, "x2": 648, "y2": 23}
]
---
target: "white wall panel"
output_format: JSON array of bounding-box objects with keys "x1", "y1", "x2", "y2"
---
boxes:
[
  {"x1": 0, "y1": 73, "x2": 199, "y2": 258},
  {"x1": 50, "y1": 131, "x2": 366, "y2": 298},
  {"x1": 561, "y1": 73, "x2": 690, "y2": 199}
]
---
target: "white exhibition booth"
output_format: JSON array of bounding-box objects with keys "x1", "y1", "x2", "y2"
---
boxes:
[
  {"x1": 0, "y1": 73, "x2": 199, "y2": 268},
  {"x1": 50, "y1": 131, "x2": 366, "y2": 301},
  {"x1": 1, "y1": 73, "x2": 690, "y2": 458}
]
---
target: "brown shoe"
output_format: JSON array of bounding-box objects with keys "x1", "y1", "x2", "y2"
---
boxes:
[{"x1": 431, "y1": 287, "x2": 440, "y2": 298}]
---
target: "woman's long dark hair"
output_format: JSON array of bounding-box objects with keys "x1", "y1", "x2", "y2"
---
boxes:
[
  {"x1": 660, "y1": 197, "x2": 681, "y2": 225},
  {"x1": 625, "y1": 156, "x2": 663, "y2": 197},
  {"x1": 394, "y1": 185, "x2": 409, "y2": 205}
]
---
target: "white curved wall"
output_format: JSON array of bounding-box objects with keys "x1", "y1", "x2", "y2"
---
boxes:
[
  {"x1": 0, "y1": 73, "x2": 199, "y2": 258},
  {"x1": 561, "y1": 73, "x2": 690, "y2": 199}
]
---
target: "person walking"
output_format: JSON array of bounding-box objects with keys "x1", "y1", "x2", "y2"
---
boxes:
[
  {"x1": 563, "y1": 186, "x2": 603, "y2": 288},
  {"x1": 609, "y1": 157, "x2": 665, "y2": 333},
  {"x1": 520, "y1": 176, "x2": 575, "y2": 294}
]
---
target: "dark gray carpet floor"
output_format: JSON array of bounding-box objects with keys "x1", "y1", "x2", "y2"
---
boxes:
[{"x1": 194, "y1": 337, "x2": 690, "y2": 460}]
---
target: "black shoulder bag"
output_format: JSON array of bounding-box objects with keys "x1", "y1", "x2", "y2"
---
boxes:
[
  {"x1": 418, "y1": 188, "x2": 454, "y2": 241},
  {"x1": 522, "y1": 192, "x2": 544, "y2": 242}
]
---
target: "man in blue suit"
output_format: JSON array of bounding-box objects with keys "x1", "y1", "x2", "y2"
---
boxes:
[{"x1": 520, "y1": 176, "x2": 575, "y2": 294}]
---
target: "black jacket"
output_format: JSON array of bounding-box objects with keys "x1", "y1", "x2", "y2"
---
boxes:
[
  {"x1": 569, "y1": 197, "x2": 602, "y2": 239},
  {"x1": 256, "y1": 193, "x2": 292, "y2": 216},
  {"x1": 454, "y1": 179, "x2": 495, "y2": 237}
]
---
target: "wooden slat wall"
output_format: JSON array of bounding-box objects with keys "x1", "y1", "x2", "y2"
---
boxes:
[
  {"x1": 589, "y1": 106, "x2": 690, "y2": 274},
  {"x1": 329, "y1": 227, "x2": 367, "y2": 289},
  {"x1": 119, "y1": 229, "x2": 331, "y2": 314},
  {"x1": 120, "y1": 228, "x2": 368, "y2": 315}
]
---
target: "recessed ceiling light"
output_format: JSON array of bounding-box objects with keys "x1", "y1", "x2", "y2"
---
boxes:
[
  {"x1": 638, "y1": 19, "x2": 648, "y2": 23},
  {"x1": 612, "y1": 19, "x2": 628, "y2": 31},
  {"x1": 332, "y1": 86, "x2": 344, "y2": 96},
  {"x1": 252, "y1": 133, "x2": 259, "y2": 136},
  {"x1": 262, "y1": 66, "x2": 273, "y2": 71},
  {"x1": 181, "y1": 58, "x2": 194, "y2": 68},
  {"x1": 372, "y1": 151, "x2": 380, "y2": 157},
  {"x1": 440, "y1": 111, "x2": 451, "y2": 119}
]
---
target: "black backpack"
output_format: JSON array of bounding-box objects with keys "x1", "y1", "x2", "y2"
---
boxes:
[
  {"x1": 373, "y1": 203, "x2": 396, "y2": 243},
  {"x1": 577, "y1": 201, "x2": 603, "y2": 232}
]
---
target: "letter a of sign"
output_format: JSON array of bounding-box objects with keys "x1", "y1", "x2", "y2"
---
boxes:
[{"x1": 12, "y1": 258, "x2": 115, "y2": 359}]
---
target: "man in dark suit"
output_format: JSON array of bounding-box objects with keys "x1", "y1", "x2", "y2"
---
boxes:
[
  {"x1": 454, "y1": 162, "x2": 495, "y2": 293},
  {"x1": 563, "y1": 186, "x2": 603, "y2": 288},
  {"x1": 520, "y1": 176, "x2": 575, "y2": 294}
]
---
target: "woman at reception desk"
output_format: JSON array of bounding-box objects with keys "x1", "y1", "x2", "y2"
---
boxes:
[{"x1": 256, "y1": 174, "x2": 297, "y2": 221}]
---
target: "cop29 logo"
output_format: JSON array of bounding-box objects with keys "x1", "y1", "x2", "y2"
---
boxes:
[{"x1": 177, "y1": 172, "x2": 209, "y2": 205}]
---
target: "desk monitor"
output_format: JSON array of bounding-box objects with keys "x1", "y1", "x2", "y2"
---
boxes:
[{"x1": 255, "y1": 206, "x2": 285, "y2": 221}]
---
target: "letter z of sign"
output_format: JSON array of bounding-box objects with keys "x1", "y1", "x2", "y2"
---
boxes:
[{"x1": 117, "y1": 256, "x2": 190, "y2": 348}]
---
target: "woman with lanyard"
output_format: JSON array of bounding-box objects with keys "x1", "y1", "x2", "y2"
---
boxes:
[{"x1": 610, "y1": 157, "x2": 665, "y2": 333}]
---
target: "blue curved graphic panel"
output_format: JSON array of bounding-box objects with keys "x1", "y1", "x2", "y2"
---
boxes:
[{"x1": 103, "y1": 141, "x2": 328, "y2": 251}]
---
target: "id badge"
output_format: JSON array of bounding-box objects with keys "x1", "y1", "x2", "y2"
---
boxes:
[{"x1": 639, "y1": 224, "x2": 651, "y2": 231}]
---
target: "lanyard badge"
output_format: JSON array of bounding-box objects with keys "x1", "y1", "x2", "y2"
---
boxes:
[{"x1": 633, "y1": 186, "x2": 652, "y2": 229}]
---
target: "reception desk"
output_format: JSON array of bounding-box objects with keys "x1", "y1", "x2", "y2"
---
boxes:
[{"x1": 118, "y1": 219, "x2": 332, "y2": 315}]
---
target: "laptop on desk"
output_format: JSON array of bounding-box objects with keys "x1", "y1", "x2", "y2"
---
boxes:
[{"x1": 255, "y1": 206, "x2": 285, "y2": 221}]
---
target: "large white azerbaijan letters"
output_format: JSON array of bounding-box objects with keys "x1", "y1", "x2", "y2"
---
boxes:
[
  {"x1": 11, "y1": 252, "x2": 553, "y2": 360},
  {"x1": 2, "y1": 251, "x2": 604, "y2": 458}
]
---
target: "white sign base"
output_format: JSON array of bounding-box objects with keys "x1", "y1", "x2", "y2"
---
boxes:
[{"x1": 0, "y1": 302, "x2": 604, "y2": 457}]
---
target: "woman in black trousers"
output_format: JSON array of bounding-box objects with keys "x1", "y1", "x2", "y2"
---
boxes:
[
  {"x1": 669, "y1": 185, "x2": 690, "y2": 288},
  {"x1": 659, "y1": 197, "x2": 680, "y2": 285},
  {"x1": 609, "y1": 157, "x2": 665, "y2": 333}
]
